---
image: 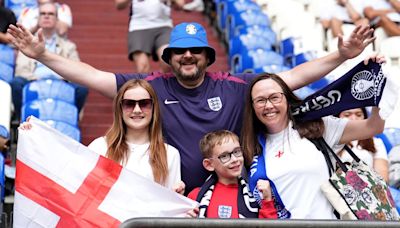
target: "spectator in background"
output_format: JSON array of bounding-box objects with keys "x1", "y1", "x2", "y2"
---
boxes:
[
  {"x1": 320, "y1": 0, "x2": 368, "y2": 38},
  {"x1": 0, "y1": 0, "x2": 16, "y2": 44},
  {"x1": 88, "y1": 79, "x2": 184, "y2": 193},
  {"x1": 10, "y1": 2, "x2": 87, "y2": 121},
  {"x1": 114, "y1": 0, "x2": 184, "y2": 73},
  {"x1": 19, "y1": 0, "x2": 72, "y2": 37},
  {"x1": 183, "y1": 0, "x2": 204, "y2": 12},
  {"x1": 336, "y1": 107, "x2": 389, "y2": 182},
  {"x1": 363, "y1": 0, "x2": 400, "y2": 37}
]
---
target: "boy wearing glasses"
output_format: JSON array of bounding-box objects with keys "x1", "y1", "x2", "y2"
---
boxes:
[{"x1": 187, "y1": 130, "x2": 277, "y2": 218}]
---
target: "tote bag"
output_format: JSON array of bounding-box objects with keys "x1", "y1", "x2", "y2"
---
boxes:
[{"x1": 312, "y1": 138, "x2": 399, "y2": 220}]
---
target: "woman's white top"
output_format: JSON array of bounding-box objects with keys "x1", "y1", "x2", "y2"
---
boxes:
[
  {"x1": 263, "y1": 116, "x2": 348, "y2": 219},
  {"x1": 88, "y1": 137, "x2": 181, "y2": 189},
  {"x1": 340, "y1": 137, "x2": 388, "y2": 167}
]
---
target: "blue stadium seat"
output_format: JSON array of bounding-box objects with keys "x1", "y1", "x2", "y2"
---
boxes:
[
  {"x1": 293, "y1": 86, "x2": 316, "y2": 100},
  {"x1": 307, "y1": 77, "x2": 330, "y2": 91},
  {"x1": 229, "y1": 33, "x2": 273, "y2": 66},
  {"x1": 22, "y1": 78, "x2": 75, "y2": 105},
  {"x1": 0, "y1": 44, "x2": 15, "y2": 67},
  {"x1": 232, "y1": 49, "x2": 284, "y2": 73},
  {"x1": 383, "y1": 128, "x2": 400, "y2": 150},
  {"x1": 0, "y1": 62, "x2": 14, "y2": 83},
  {"x1": 45, "y1": 120, "x2": 81, "y2": 142},
  {"x1": 292, "y1": 51, "x2": 317, "y2": 66},
  {"x1": 253, "y1": 64, "x2": 291, "y2": 74},
  {"x1": 389, "y1": 186, "x2": 400, "y2": 214},
  {"x1": 376, "y1": 133, "x2": 393, "y2": 153},
  {"x1": 4, "y1": 0, "x2": 38, "y2": 19},
  {"x1": 226, "y1": 9, "x2": 270, "y2": 43},
  {"x1": 0, "y1": 153, "x2": 4, "y2": 202},
  {"x1": 236, "y1": 25, "x2": 277, "y2": 47},
  {"x1": 217, "y1": 0, "x2": 260, "y2": 34},
  {"x1": 21, "y1": 99, "x2": 78, "y2": 126}
]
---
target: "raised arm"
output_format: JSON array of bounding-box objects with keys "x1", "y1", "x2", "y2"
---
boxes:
[
  {"x1": 339, "y1": 107, "x2": 385, "y2": 144},
  {"x1": 278, "y1": 25, "x2": 375, "y2": 90},
  {"x1": 8, "y1": 24, "x2": 117, "y2": 98},
  {"x1": 115, "y1": 0, "x2": 131, "y2": 10}
]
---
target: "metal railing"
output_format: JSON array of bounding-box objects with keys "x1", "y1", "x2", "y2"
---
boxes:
[{"x1": 120, "y1": 218, "x2": 400, "y2": 228}]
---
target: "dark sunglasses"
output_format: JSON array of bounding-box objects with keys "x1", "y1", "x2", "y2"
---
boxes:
[
  {"x1": 171, "y1": 47, "x2": 204, "y2": 55},
  {"x1": 121, "y1": 99, "x2": 153, "y2": 112}
]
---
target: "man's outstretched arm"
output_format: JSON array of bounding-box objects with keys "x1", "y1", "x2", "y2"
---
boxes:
[
  {"x1": 8, "y1": 24, "x2": 117, "y2": 98},
  {"x1": 279, "y1": 25, "x2": 375, "y2": 91}
]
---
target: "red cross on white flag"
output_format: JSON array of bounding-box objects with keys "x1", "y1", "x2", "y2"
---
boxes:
[{"x1": 14, "y1": 117, "x2": 197, "y2": 227}]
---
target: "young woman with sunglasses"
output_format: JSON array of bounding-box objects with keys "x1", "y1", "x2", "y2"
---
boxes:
[
  {"x1": 241, "y1": 70, "x2": 386, "y2": 219},
  {"x1": 88, "y1": 79, "x2": 185, "y2": 193}
]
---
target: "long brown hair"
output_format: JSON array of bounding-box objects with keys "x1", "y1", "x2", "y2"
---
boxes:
[
  {"x1": 241, "y1": 73, "x2": 324, "y2": 167},
  {"x1": 105, "y1": 79, "x2": 169, "y2": 185}
]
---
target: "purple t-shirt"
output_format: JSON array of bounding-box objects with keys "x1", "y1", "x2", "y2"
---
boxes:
[{"x1": 115, "y1": 72, "x2": 256, "y2": 193}]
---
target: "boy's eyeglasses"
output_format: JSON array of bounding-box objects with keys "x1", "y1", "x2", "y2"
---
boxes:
[
  {"x1": 171, "y1": 47, "x2": 204, "y2": 55},
  {"x1": 215, "y1": 148, "x2": 243, "y2": 164},
  {"x1": 253, "y1": 92, "x2": 284, "y2": 109},
  {"x1": 121, "y1": 99, "x2": 153, "y2": 112}
]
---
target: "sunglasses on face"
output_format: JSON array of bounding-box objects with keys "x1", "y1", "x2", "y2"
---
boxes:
[
  {"x1": 121, "y1": 99, "x2": 153, "y2": 112},
  {"x1": 171, "y1": 47, "x2": 204, "y2": 55}
]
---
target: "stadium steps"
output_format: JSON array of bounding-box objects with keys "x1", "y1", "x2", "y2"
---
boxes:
[{"x1": 59, "y1": 0, "x2": 229, "y2": 145}]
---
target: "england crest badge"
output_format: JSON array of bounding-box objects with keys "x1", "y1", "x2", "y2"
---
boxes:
[
  {"x1": 207, "y1": 97, "x2": 222, "y2": 111},
  {"x1": 218, "y1": 205, "x2": 232, "y2": 218}
]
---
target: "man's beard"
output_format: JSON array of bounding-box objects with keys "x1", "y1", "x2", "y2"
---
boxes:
[{"x1": 173, "y1": 62, "x2": 207, "y2": 84}]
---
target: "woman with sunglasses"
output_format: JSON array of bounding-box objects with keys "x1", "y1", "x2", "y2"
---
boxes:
[
  {"x1": 241, "y1": 69, "x2": 386, "y2": 219},
  {"x1": 88, "y1": 79, "x2": 184, "y2": 193}
]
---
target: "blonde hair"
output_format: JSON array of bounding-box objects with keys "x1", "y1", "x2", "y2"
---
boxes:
[
  {"x1": 105, "y1": 79, "x2": 168, "y2": 185},
  {"x1": 199, "y1": 130, "x2": 240, "y2": 158}
]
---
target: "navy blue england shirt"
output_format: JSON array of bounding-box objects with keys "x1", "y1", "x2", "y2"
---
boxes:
[{"x1": 115, "y1": 72, "x2": 255, "y2": 193}]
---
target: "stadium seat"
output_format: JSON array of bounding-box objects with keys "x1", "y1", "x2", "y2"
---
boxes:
[
  {"x1": 217, "y1": 0, "x2": 260, "y2": 35},
  {"x1": 232, "y1": 49, "x2": 284, "y2": 73},
  {"x1": 235, "y1": 25, "x2": 277, "y2": 47},
  {"x1": 21, "y1": 98, "x2": 78, "y2": 126},
  {"x1": 379, "y1": 37, "x2": 400, "y2": 68},
  {"x1": 0, "y1": 153, "x2": 4, "y2": 202},
  {"x1": 229, "y1": 33, "x2": 273, "y2": 66},
  {"x1": 4, "y1": 0, "x2": 38, "y2": 19},
  {"x1": 45, "y1": 120, "x2": 81, "y2": 142},
  {"x1": 389, "y1": 186, "x2": 400, "y2": 214},
  {"x1": 0, "y1": 62, "x2": 14, "y2": 83},
  {"x1": 0, "y1": 80, "x2": 12, "y2": 132},
  {"x1": 383, "y1": 128, "x2": 400, "y2": 150},
  {"x1": 293, "y1": 86, "x2": 316, "y2": 99},
  {"x1": 22, "y1": 78, "x2": 75, "y2": 105},
  {"x1": 253, "y1": 64, "x2": 291, "y2": 74},
  {"x1": 226, "y1": 9, "x2": 270, "y2": 44},
  {"x1": 0, "y1": 44, "x2": 15, "y2": 67}
]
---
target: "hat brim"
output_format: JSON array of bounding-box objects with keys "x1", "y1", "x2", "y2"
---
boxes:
[{"x1": 161, "y1": 38, "x2": 216, "y2": 66}]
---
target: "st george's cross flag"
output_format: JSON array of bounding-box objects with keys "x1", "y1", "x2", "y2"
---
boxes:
[{"x1": 13, "y1": 117, "x2": 198, "y2": 227}]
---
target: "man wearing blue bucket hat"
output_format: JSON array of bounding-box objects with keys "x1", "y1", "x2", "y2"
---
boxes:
[{"x1": 8, "y1": 21, "x2": 376, "y2": 193}]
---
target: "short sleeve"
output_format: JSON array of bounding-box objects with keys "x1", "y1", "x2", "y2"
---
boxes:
[{"x1": 373, "y1": 137, "x2": 389, "y2": 161}]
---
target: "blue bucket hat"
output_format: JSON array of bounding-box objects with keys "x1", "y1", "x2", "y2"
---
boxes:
[{"x1": 161, "y1": 22, "x2": 216, "y2": 66}]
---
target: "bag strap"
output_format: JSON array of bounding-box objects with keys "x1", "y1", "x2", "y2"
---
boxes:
[
  {"x1": 309, "y1": 138, "x2": 335, "y2": 176},
  {"x1": 343, "y1": 145, "x2": 361, "y2": 163},
  {"x1": 309, "y1": 137, "x2": 349, "y2": 173}
]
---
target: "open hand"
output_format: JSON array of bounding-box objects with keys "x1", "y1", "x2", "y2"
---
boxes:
[
  {"x1": 338, "y1": 25, "x2": 375, "y2": 60},
  {"x1": 7, "y1": 24, "x2": 46, "y2": 60}
]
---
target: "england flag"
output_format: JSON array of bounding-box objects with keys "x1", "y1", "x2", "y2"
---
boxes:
[{"x1": 14, "y1": 117, "x2": 197, "y2": 227}]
